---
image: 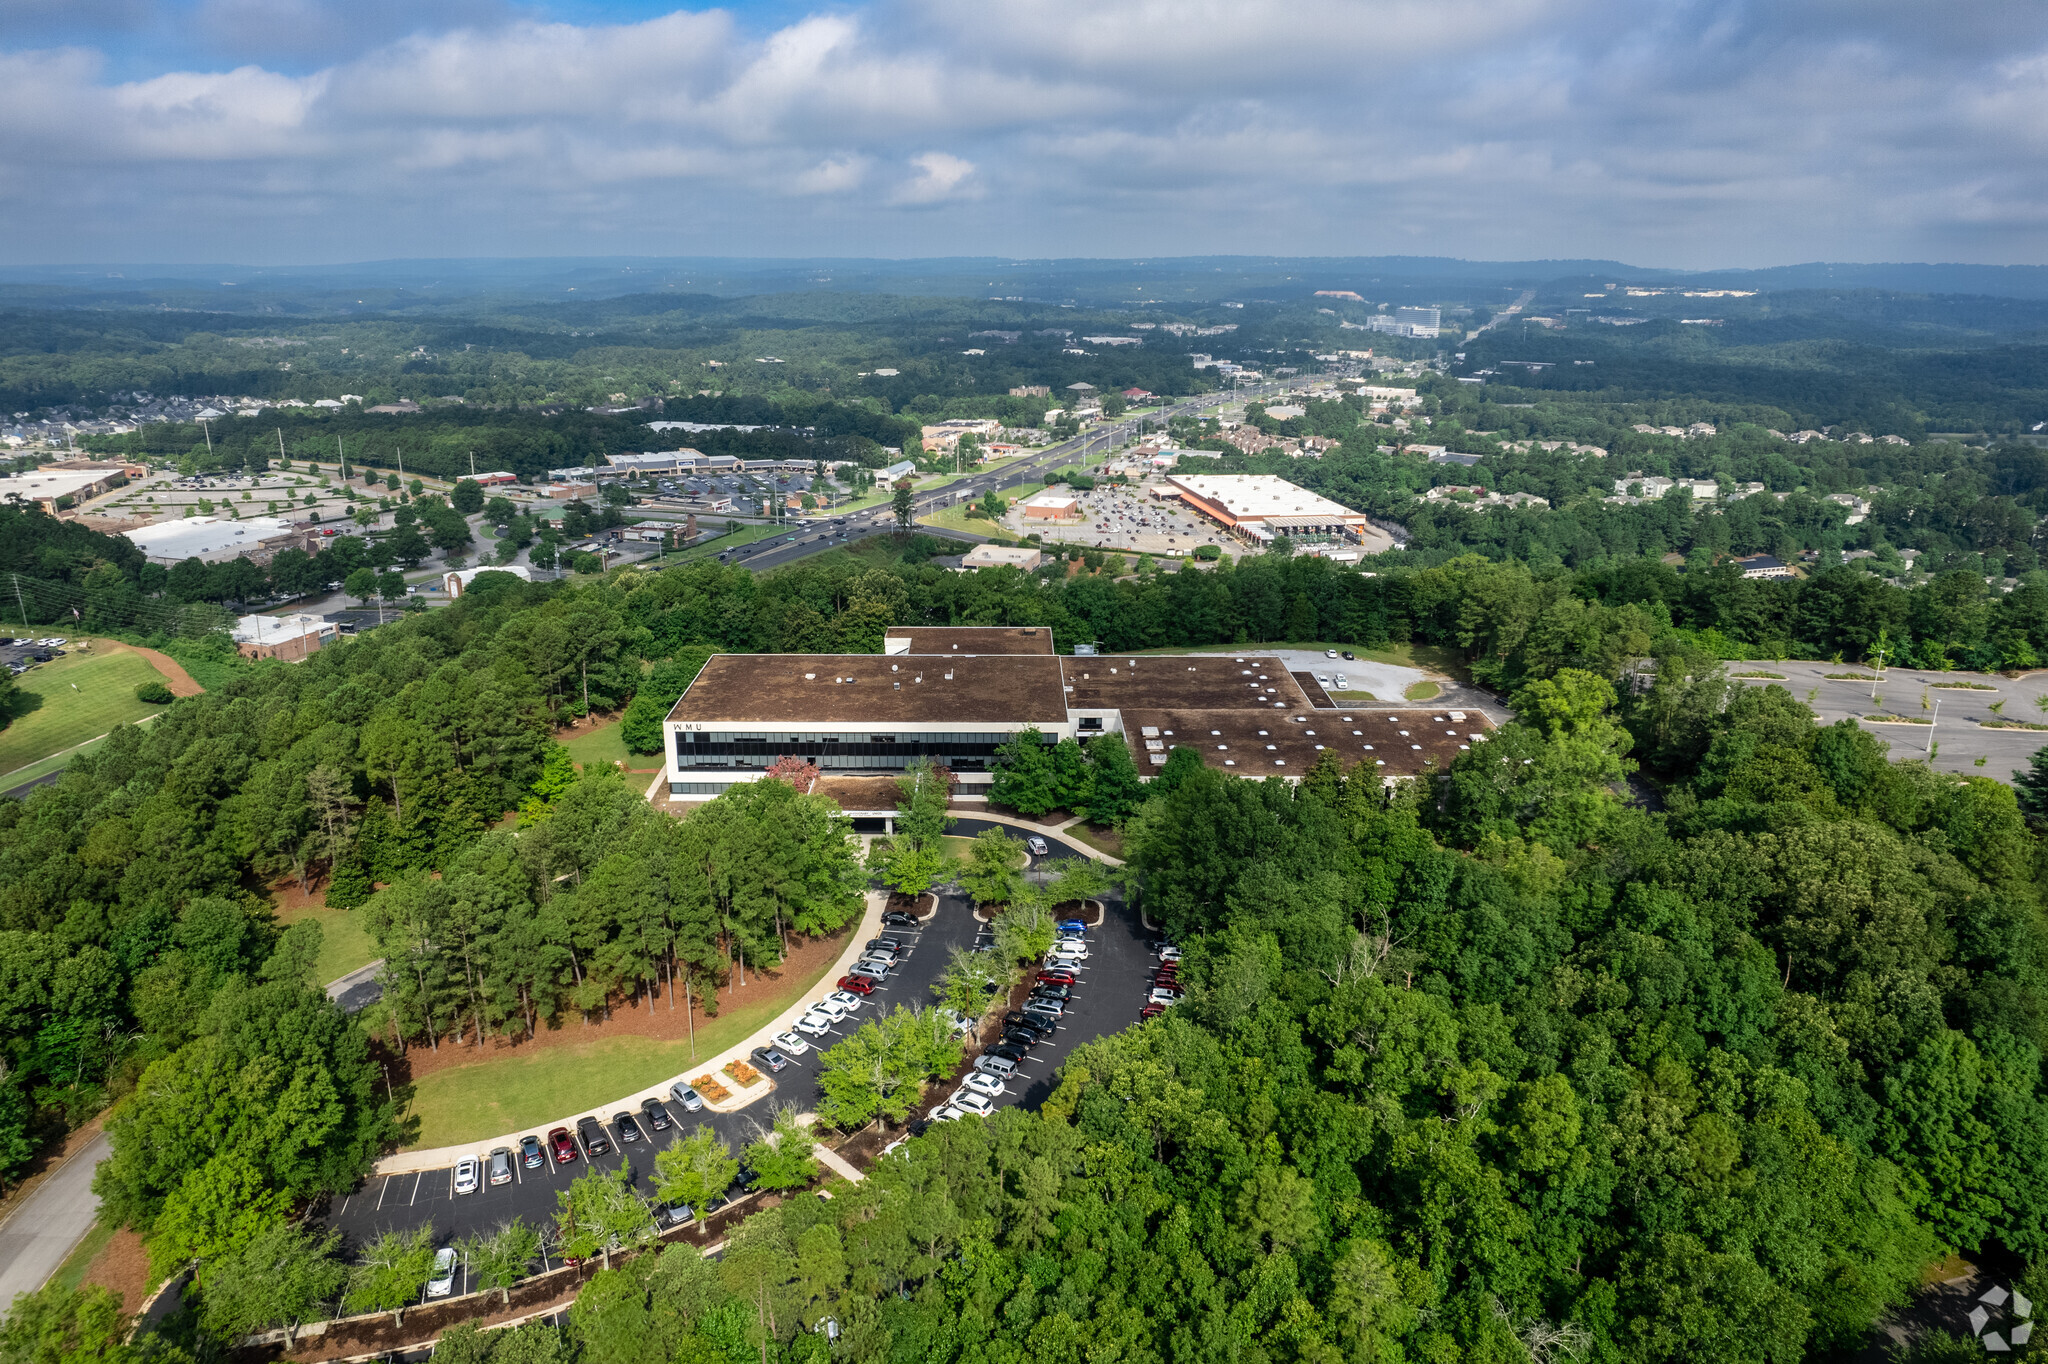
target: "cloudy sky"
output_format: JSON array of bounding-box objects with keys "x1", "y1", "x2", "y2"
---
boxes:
[{"x1": 0, "y1": 0, "x2": 2042, "y2": 268}]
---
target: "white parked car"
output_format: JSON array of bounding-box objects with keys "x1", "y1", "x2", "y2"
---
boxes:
[
  {"x1": 961, "y1": 1072, "x2": 1005, "y2": 1098},
  {"x1": 774, "y1": 1031, "x2": 811, "y2": 1055},
  {"x1": 1047, "y1": 943, "x2": 1088, "y2": 962},
  {"x1": 813, "y1": 998, "x2": 852, "y2": 1021},
  {"x1": 949, "y1": 1090, "x2": 996, "y2": 1117},
  {"x1": 453, "y1": 1155, "x2": 479, "y2": 1196},
  {"x1": 1148, "y1": 987, "x2": 1183, "y2": 1006},
  {"x1": 825, "y1": 991, "x2": 864, "y2": 1013},
  {"x1": 795, "y1": 1012, "x2": 833, "y2": 1037},
  {"x1": 930, "y1": 1106, "x2": 964, "y2": 1123},
  {"x1": 426, "y1": 1247, "x2": 458, "y2": 1298}
]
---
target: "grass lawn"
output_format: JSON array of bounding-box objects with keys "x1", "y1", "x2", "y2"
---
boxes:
[
  {"x1": 1068, "y1": 824, "x2": 1126, "y2": 861},
  {"x1": 403, "y1": 943, "x2": 845, "y2": 1148},
  {"x1": 0, "y1": 647, "x2": 171, "y2": 777},
  {"x1": 275, "y1": 904, "x2": 379, "y2": 985},
  {"x1": 49, "y1": 1218, "x2": 118, "y2": 1294},
  {"x1": 1404, "y1": 680, "x2": 1442, "y2": 702},
  {"x1": 564, "y1": 717, "x2": 635, "y2": 771},
  {"x1": 918, "y1": 503, "x2": 1022, "y2": 540},
  {"x1": 941, "y1": 834, "x2": 979, "y2": 864}
]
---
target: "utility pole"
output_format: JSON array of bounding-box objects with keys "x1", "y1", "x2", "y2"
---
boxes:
[
  {"x1": 1870, "y1": 645, "x2": 1886, "y2": 701},
  {"x1": 1928, "y1": 697, "x2": 1939, "y2": 754},
  {"x1": 200, "y1": 420, "x2": 212, "y2": 455},
  {"x1": 12, "y1": 574, "x2": 28, "y2": 627},
  {"x1": 277, "y1": 428, "x2": 286, "y2": 466}
]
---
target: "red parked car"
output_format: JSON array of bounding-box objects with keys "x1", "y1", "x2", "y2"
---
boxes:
[
  {"x1": 548, "y1": 1126, "x2": 578, "y2": 1164},
  {"x1": 837, "y1": 974, "x2": 877, "y2": 995},
  {"x1": 1036, "y1": 969, "x2": 1078, "y2": 986},
  {"x1": 1140, "y1": 1003, "x2": 1166, "y2": 1020}
]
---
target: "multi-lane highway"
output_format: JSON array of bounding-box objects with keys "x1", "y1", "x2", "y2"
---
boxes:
[
  {"x1": 319, "y1": 823, "x2": 1154, "y2": 1261},
  {"x1": 691, "y1": 384, "x2": 1293, "y2": 574}
]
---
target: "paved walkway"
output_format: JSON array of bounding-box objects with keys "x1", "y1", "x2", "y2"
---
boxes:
[{"x1": 0, "y1": 1132, "x2": 107, "y2": 1317}]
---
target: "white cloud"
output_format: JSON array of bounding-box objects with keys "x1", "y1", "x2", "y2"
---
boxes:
[
  {"x1": 0, "y1": 0, "x2": 2043, "y2": 264},
  {"x1": 891, "y1": 151, "x2": 976, "y2": 206}
]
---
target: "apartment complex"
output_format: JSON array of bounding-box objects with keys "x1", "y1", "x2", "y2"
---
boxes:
[{"x1": 662, "y1": 627, "x2": 1488, "y2": 799}]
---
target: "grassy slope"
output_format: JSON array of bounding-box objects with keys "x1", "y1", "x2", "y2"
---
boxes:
[
  {"x1": 0, "y1": 649, "x2": 167, "y2": 776},
  {"x1": 402, "y1": 944, "x2": 845, "y2": 1148},
  {"x1": 564, "y1": 718, "x2": 634, "y2": 771}
]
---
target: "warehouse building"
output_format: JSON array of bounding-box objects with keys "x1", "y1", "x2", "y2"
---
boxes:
[
  {"x1": 662, "y1": 626, "x2": 1487, "y2": 799},
  {"x1": 125, "y1": 515, "x2": 316, "y2": 567}
]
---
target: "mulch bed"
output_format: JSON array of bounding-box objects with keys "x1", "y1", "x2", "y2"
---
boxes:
[
  {"x1": 885, "y1": 891, "x2": 937, "y2": 918},
  {"x1": 377, "y1": 920, "x2": 854, "y2": 1085},
  {"x1": 78, "y1": 1227, "x2": 150, "y2": 1313}
]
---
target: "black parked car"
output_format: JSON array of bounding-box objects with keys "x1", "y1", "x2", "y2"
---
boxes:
[
  {"x1": 1001, "y1": 1028, "x2": 1043, "y2": 1051},
  {"x1": 577, "y1": 1115, "x2": 612, "y2": 1157},
  {"x1": 988, "y1": 1042, "x2": 1028, "y2": 1065},
  {"x1": 1003, "y1": 1011, "x2": 1055, "y2": 1037},
  {"x1": 1030, "y1": 984, "x2": 1073, "y2": 1003},
  {"x1": 641, "y1": 1097, "x2": 672, "y2": 1131},
  {"x1": 880, "y1": 910, "x2": 920, "y2": 929},
  {"x1": 612, "y1": 1112, "x2": 643, "y2": 1143}
]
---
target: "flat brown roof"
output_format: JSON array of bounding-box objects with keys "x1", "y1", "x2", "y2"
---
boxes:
[
  {"x1": 810, "y1": 776, "x2": 903, "y2": 812},
  {"x1": 1063, "y1": 654, "x2": 1312, "y2": 712},
  {"x1": 1122, "y1": 707, "x2": 1494, "y2": 779},
  {"x1": 883, "y1": 626, "x2": 1056, "y2": 656},
  {"x1": 669, "y1": 654, "x2": 1070, "y2": 726}
]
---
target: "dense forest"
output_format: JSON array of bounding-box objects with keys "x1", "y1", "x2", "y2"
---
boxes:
[{"x1": 5, "y1": 519, "x2": 2048, "y2": 1359}]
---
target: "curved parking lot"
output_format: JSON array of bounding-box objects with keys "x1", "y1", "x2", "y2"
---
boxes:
[{"x1": 320, "y1": 824, "x2": 1156, "y2": 1264}]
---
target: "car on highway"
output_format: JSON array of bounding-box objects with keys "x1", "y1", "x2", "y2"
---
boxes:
[
  {"x1": 751, "y1": 1046, "x2": 790, "y2": 1073},
  {"x1": 426, "y1": 1247, "x2": 459, "y2": 1298},
  {"x1": 774, "y1": 1031, "x2": 811, "y2": 1055},
  {"x1": 670, "y1": 1082, "x2": 707, "y2": 1112},
  {"x1": 577, "y1": 1116, "x2": 612, "y2": 1156},
  {"x1": 488, "y1": 1147, "x2": 514, "y2": 1186},
  {"x1": 549, "y1": 1126, "x2": 578, "y2": 1164},
  {"x1": 520, "y1": 1134, "x2": 545, "y2": 1169},
  {"x1": 613, "y1": 1112, "x2": 643, "y2": 1143},
  {"x1": 641, "y1": 1097, "x2": 672, "y2": 1131},
  {"x1": 960, "y1": 1071, "x2": 1006, "y2": 1098},
  {"x1": 454, "y1": 1155, "x2": 480, "y2": 1195},
  {"x1": 836, "y1": 974, "x2": 876, "y2": 995}
]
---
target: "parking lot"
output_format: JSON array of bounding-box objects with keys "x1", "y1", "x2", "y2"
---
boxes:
[
  {"x1": 0, "y1": 634, "x2": 72, "y2": 676},
  {"x1": 320, "y1": 825, "x2": 1153, "y2": 1265}
]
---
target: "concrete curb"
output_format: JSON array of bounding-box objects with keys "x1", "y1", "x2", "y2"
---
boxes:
[{"x1": 369, "y1": 891, "x2": 888, "y2": 1176}]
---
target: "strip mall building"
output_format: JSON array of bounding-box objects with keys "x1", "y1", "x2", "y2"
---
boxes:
[{"x1": 663, "y1": 627, "x2": 1488, "y2": 806}]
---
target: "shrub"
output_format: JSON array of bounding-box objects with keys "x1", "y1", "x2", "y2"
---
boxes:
[
  {"x1": 1193, "y1": 544, "x2": 1223, "y2": 561},
  {"x1": 135, "y1": 680, "x2": 175, "y2": 704}
]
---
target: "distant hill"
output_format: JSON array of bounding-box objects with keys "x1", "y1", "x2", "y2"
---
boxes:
[{"x1": 5, "y1": 255, "x2": 2047, "y2": 309}]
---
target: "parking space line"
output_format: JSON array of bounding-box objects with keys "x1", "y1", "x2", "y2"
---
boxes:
[
  {"x1": 376, "y1": 1176, "x2": 391, "y2": 1210},
  {"x1": 410, "y1": 1171, "x2": 423, "y2": 1206}
]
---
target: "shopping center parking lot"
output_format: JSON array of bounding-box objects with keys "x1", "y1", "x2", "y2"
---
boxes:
[{"x1": 320, "y1": 824, "x2": 1155, "y2": 1254}]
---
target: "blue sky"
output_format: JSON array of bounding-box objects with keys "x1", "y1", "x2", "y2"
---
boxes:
[{"x1": 1, "y1": 0, "x2": 2043, "y2": 268}]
